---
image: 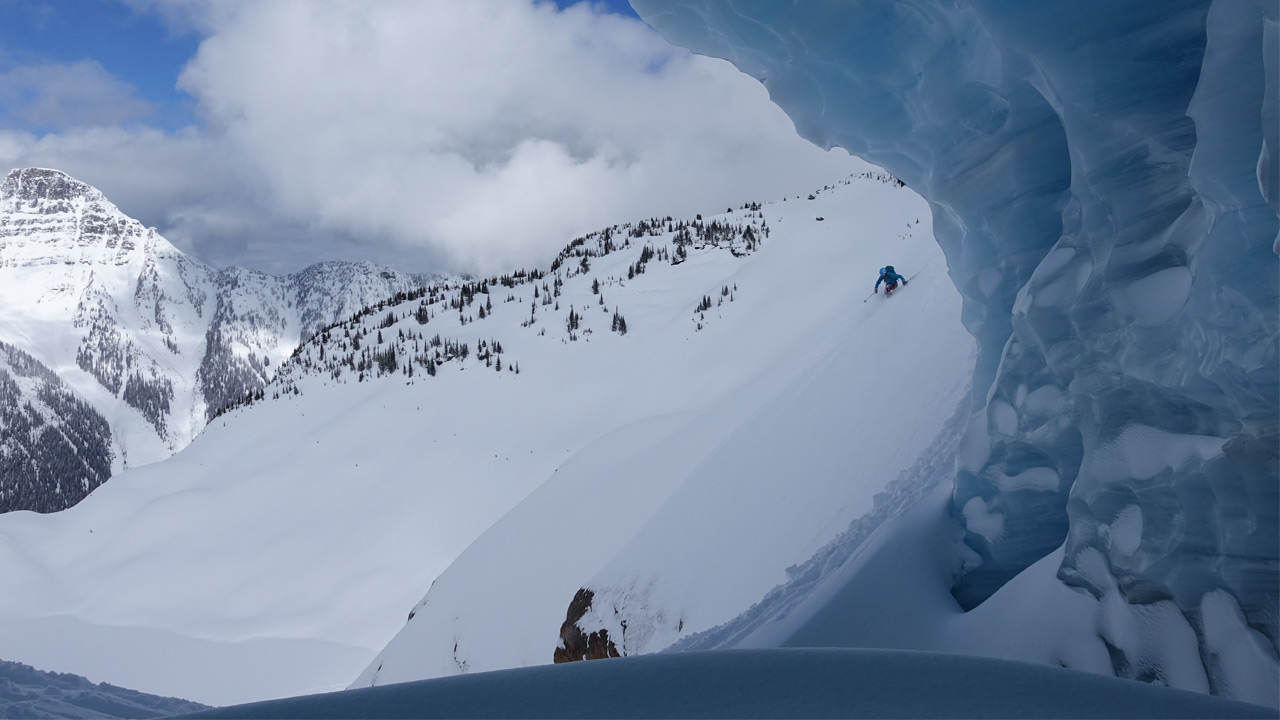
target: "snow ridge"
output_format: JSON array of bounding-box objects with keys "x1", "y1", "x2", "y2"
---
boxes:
[{"x1": 253, "y1": 192, "x2": 775, "y2": 402}]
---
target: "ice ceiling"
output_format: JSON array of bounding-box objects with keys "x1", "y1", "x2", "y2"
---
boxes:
[{"x1": 632, "y1": 0, "x2": 1278, "y2": 699}]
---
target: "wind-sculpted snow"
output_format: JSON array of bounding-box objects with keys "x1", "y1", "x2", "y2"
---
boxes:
[
  {"x1": 632, "y1": 0, "x2": 1279, "y2": 704},
  {"x1": 0, "y1": 168, "x2": 442, "y2": 512}
]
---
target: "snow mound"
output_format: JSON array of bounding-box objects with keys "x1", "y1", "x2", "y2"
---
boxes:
[{"x1": 185, "y1": 649, "x2": 1272, "y2": 719}]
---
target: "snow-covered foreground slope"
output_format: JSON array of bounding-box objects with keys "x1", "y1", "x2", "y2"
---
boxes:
[
  {"x1": 0, "y1": 168, "x2": 438, "y2": 513},
  {"x1": 185, "y1": 649, "x2": 1272, "y2": 719},
  {"x1": 0, "y1": 170, "x2": 973, "y2": 706}
]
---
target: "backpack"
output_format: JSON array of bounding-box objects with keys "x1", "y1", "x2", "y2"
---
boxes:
[{"x1": 884, "y1": 265, "x2": 895, "y2": 276}]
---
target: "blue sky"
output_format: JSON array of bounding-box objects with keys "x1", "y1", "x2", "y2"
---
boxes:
[{"x1": 0, "y1": 0, "x2": 200, "y2": 132}]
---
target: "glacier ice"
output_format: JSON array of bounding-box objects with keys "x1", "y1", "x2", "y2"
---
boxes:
[{"x1": 632, "y1": 0, "x2": 1278, "y2": 702}]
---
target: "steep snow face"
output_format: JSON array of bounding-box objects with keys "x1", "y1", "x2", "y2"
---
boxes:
[
  {"x1": 631, "y1": 0, "x2": 1278, "y2": 702},
  {"x1": 351, "y1": 172, "x2": 973, "y2": 688},
  {"x1": 0, "y1": 168, "x2": 440, "y2": 512},
  {"x1": 0, "y1": 168, "x2": 205, "y2": 499}
]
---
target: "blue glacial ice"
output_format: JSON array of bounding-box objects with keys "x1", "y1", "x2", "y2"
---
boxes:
[{"x1": 632, "y1": 0, "x2": 1278, "y2": 701}]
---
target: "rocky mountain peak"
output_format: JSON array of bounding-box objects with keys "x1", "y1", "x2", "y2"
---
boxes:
[
  {"x1": 0, "y1": 167, "x2": 152, "y2": 263},
  {"x1": 1, "y1": 168, "x2": 101, "y2": 206}
]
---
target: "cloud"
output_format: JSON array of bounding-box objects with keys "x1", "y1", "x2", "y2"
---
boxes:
[
  {"x1": 0, "y1": 124, "x2": 394, "y2": 272},
  {"x1": 1, "y1": 1, "x2": 863, "y2": 275},
  {"x1": 0, "y1": 61, "x2": 154, "y2": 131}
]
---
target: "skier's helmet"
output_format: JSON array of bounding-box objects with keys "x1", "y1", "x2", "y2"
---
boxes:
[{"x1": 879, "y1": 267, "x2": 887, "y2": 275}]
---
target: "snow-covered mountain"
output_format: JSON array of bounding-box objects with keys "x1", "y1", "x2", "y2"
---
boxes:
[
  {"x1": 0, "y1": 659, "x2": 208, "y2": 719},
  {"x1": 0, "y1": 165, "x2": 974, "y2": 707},
  {"x1": 0, "y1": 168, "x2": 442, "y2": 512},
  {"x1": 2, "y1": 0, "x2": 1274, "y2": 702}
]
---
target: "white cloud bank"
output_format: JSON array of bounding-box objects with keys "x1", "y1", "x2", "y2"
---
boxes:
[{"x1": 0, "y1": 1, "x2": 862, "y2": 274}]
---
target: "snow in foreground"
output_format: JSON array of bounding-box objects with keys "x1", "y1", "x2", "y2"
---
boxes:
[{"x1": 181, "y1": 649, "x2": 1271, "y2": 719}]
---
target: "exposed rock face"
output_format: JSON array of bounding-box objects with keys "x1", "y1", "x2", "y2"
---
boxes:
[
  {"x1": 0, "y1": 168, "x2": 144, "y2": 265},
  {"x1": 553, "y1": 589, "x2": 620, "y2": 664}
]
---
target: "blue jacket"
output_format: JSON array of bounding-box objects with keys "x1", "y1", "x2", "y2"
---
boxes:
[{"x1": 875, "y1": 271, "x2": 905, "y2": 290}]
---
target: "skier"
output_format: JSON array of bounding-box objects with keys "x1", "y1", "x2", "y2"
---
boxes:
[{"x1": 874, "y1": 265, "x2": 908, "y2": 296}]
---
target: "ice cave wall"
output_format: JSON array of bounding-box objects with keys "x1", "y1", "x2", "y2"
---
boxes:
[{"x1": 632, "y1": 0, "x2": 1278, "y2": 700}]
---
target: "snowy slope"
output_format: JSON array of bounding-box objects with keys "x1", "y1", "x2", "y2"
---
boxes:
[
  {"x1": 0, "y1": 168, "x2": 441, "y2": 512},
  {"x1": 353, "y1": 174, "x2": 973, "y2": 685},
  {"x1": 0, "y1": 167, "x2": 970, "y2": 706}
]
